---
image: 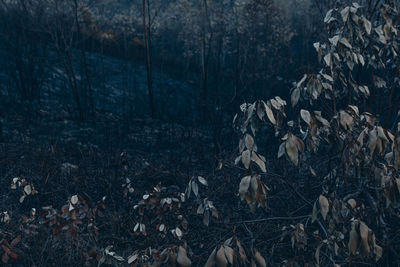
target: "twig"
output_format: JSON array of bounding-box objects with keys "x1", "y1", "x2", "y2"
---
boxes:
[{"x1": 229, "y1": 215, "x2": 310, "y2": 225}]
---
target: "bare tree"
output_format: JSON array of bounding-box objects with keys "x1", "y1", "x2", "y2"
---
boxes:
[{"x1": 142, "y1": 0, "x2": 155, "y2": 119}]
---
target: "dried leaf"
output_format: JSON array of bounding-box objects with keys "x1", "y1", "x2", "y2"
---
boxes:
[
  {"x1": 286, "y1": 134, "x2": 299, "y2": 166},
  {"x1": 363, "y1": 17, "x2": 372, "y2": 34},
  {"x1": 312, "y1": 200, "x2": 318, "y2": 223},
  {"x1": 324, "y1": 9, "x2": 334, "y2": 22},
  {"x1": 175, "y1": 227, "x2": 183, "y2": 238},
  {"x1": 300, "y1": 109, "x2": 311, "y2": 126},
  {"x1": 70, "y1": 195, "x2": 79, "y2": 205},
  {"x1": 324, "y1": 53, "x2": 332, "y2": 67},
  {"x1": 329, "y1": 35, "x2": 340, "y2": 46},
  {"x1": 263, "y1": 102, "x2": 276, "y2": 125},
  {"x1": 319, "y1": 195, "x2": 329, "y2": 220},
  {"x1": 253, "y1": 250, "x2": 266, "y2": 267},
  {"x1": 197, "y1": 176, "x2": 208, "y2": 186},
  {"x1": 239, "y1": 176, "x2": 251, "y2": 200},
  {"x1": 340, "y1": 110, "x2": 354, "y2": 130},
  {"x1": 341, "y1": 7, "x2": 350, "y2": 22},
  {"x1": 191, "y1": 181, "x2": 199, "y2": 197},
  {"x1": 242, "y1": 150, "x2": 251, "y2": 169},
  {"x1": 251, "y1": 152, "x2": 266, "y2": 172},
  {"x1": 177, "y1": 246, "x2": 191, "y2": 267},
  {"x1": 245, "y1": 134, "x2": 255, "y2": 150},
  {"x1": 216, "y1": 246, "x2": 228, "y2": 267},
  {"x1": 205, "y1": 248, "x2": 217, "y2": 267},
  {"x1": 24, "y1": 185, "x2": 32, "y2": 195},
  {"x1": 359, "y1": 221, "x2": 370, "y2": 255},
  {"x1": 236, "y1": 239, "x2": 247, "y2": 264},
  {"x1": 291, "y1": 87, "x2": 300, "y2": 107},
  {"x1": 223, "y1": 246, "x2": 234, "y2": 265},
  {"x1": 349, "y1": 222, "x2": 359, "y2": 255},
  {"x1": 278, "y1": 142, "x2": 286, "y2": 158},
  {"x1": 340, "y1": 38, "x2": 352, "y2": 49}
]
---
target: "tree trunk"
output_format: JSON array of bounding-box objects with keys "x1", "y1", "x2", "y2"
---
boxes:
[{"x1": 142, "y1": 0, "x2": 155, "y2": 119}]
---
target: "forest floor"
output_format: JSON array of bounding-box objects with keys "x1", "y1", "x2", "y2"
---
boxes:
[{"x1": 0, "y1": 101, "x2": 319, "y2": 265}]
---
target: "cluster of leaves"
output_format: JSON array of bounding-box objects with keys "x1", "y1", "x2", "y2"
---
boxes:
[
  {"x1": 10, "y1": 177, "x2": 38, "y2": 203},
  {"x1": 231, "y1": 2, "x2": 400, "y2": 266},
  {"x1": 126, "y1": 244, "x2": 191, "y2": 267},
  {"x1": 291, "y1": 3, "x2": 399, "y2": 111},
  {"x1": 1, "y1": 193, "x2": 106, "y2": 265},
  {"x1": 205, "y1": 236, "x2": 266, "y2": 267}
]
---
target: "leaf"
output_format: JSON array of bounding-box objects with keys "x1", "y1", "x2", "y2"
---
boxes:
[
  {"x1": 318, "y1": 195, "x2": 329, "y2": 220},
  {"x1": 312, "y1": 200, "x2": 318, "y2": 223},
  {"x1": 175, "y1": 227, "x2": 183, "y2": 238},
  {"x1": 197, "y1": 176, "x2": 208, "y2": 186},
  {"x1": 256, "y1": 101, "x2": 265, "y2": 120},
  {"x1": 294, "y1": 136, "x2": 305, "y2": 153},
  {"x1": 253, "y1": 250, "x2": 266, "y2": 267},
  {"x1": 177, "y1": 246, "x2": 191, "y2": 267},
  {"x1": 241, "y1": 150, "x2": 251, "y2": 169},
  {"x1": 340, "y1": 110, "x2": 354, "y2": 130},
  {"x1": 234, "y1": 155, "x2": 241, "y2": 165},
  {"x1": 313, "y1": 42, "x2": 320, "y2": 51},
  {"x1": 347, "y1": 199, "x2": 357, "y2": 209},
  {"x1": 340, "y1": 38, "x2": 352, "y2": 49},
  {"x1": 341, "y1": 6, "x2": 350, "y2": 22},
  {"x1": 359, "y1": 221, "x2": 370, "y2": 255},
  {"x1": 70, "y1": 195, "x2": 78, "y2": 205},
  {"x1": 363, "y1": 17, "x2": 372, "y2": 34},
  {"x1": 348, "y1": 105, "x2": 359, "y2": 116},
  {"x1": 315, "y1": 243, "x2": 322, "y2": 265},
  {"x1": 127, "y1": 253, "x2": 138, "y2": 264},
  {"x1": 297, "y1": 74, "x2": 307, "y2": 88},
  {"x1": 349, "y1": 222, "x2": 359, "y2": 255},
  {"x1": 324, "y1": 53, "x2": 332, "y2": 67},
  {"x1": 263, "y1": 102, "x2": 276, "y2": 125},
  {"x1": 245, "y1": 134, "x2": 255, "y2": 150},
  {"x1": 140, "y1": 223, "x2": 146, "y2": 233},
  {"x1": 324, "y1": 9, "x2": 334, "y2": 23},
  {"x1": 275, "y1": 96, "x2": 286, "y2": 106},
  {"x1": 278, "y1": 142, "x2": 286, "y2": 158},
  {"x1": 216, "y1": 246, "x2": 228, "y2": 267},
  {"x1": 270, "y1": 99, "x2": 280, "y2": 110},
  {"x1": 24, "y1": 185, "x2": 32, "y2": 195},
  {"x1": 321, "y1": 73, "x2": 333, "y2": 82},
  {"x1": 291, "y1": 87, "x2": 300, "y2": 107},
  {"x1": 239, "y1": 176, "x2": 251, "y2": 200},
  {"x1": 223, "y1": 246, "x2": 234, "y2": 265},
  {"x1": 358, "y1": 54, "x2": 365, "y2": 66},
  {"x1": 205, "y1": 247, "x2": 217, "y2": 267},
  {"x1": 236, "y1": 239, "x2": 247, "y2": 264},
  {"x1": 357, "y1": 128, "x2": 368, "y2": 146},
  {"x1": 197, "y1": 203, "x2": 205, "y2": 215},
  {"x1": 191, "y1": 181, "x2": 199, "y2": 197},
  {"x1": 203, "y1": 209, "x2": 210, "y2": 226},
  {"x1": 368, "y1": 128, "x2": 378, "y2": 156},
  {"x1": 300, "y1": 109, "x2": 311, "y2": 126},
  {"x1": 286, "y1": 135, "x2": 299, "y2": 166},
  {"x1": 375, "y1": 245, "x2": 383, "y2": 261},
  {"x1": 251, "y1": 152, "x2": 266, "y2": 172},
  {"x1": 329, "y1": 35, "x2": 340, "y2": 46}
]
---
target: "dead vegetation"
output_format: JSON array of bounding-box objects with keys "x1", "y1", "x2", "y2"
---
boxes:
[{"x1": 1, "y1": 1, "x2": 400, "y2": 267}]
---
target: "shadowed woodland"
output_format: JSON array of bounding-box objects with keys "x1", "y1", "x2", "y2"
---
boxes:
[{"x1": 1, "y1": 0, "x2": 400, "y2": 266}]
